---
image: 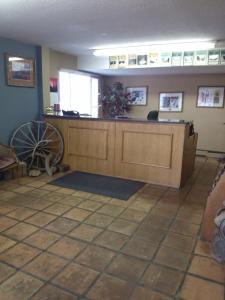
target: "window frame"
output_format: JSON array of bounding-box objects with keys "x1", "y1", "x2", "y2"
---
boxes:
[{"x1": 58, "y1": 69, "x2": 101, "y2": 115}]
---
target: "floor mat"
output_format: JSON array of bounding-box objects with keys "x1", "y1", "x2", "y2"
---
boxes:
[{"x1": 49, "y1": 171, "x2": 145, "y2": 200}]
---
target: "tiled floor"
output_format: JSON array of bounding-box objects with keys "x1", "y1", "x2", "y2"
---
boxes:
[{"x1": 0, "y1": 157, "x2": 224, "y2": 300}]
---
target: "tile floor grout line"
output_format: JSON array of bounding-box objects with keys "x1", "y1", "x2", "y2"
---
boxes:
[
  {"x1": 174, "y1": 156, "x2": 221, "y2": 298},
  {"x1": 136, "y1": 157, "x2": 208, "y2": 298},
  {"x1": 0, "y1": 157, "x2": 223, "y2": 299}
]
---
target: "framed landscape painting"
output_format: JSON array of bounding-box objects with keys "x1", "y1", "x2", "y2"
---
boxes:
[
  {"x1": 197, "y1": 87, "x2": 224, "y2": 108},
  {"x1": 6, "y1": 54, "x2": 35, "y2": 87},
  {"x1": 159, "y1": 92, "x2": 183, "y2": 112}
]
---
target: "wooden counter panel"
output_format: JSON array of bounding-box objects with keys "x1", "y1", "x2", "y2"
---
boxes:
[
  {"x1": 122, "y1": 131, "x2": 173, "y2": 168},
  {"x1": 115, "y1": 122, "x2": 185, "y2": 187},
  {"x1": 68, "y1": 127, "x2": 108, "y2": 160},
  {"x1": 66, "y1": 120, "x2": 115, "y2": 176},
  {"x1": 45, "y1": 117, "x2": 196, "y2": 188}
]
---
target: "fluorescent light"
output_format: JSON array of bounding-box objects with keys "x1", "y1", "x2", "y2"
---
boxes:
[
  {"x1": 8, "y1": 57, "x2": 24, "y2": 61},
  {"x1": 93, "y1": 41, "x2": 216, "y2": 56}
]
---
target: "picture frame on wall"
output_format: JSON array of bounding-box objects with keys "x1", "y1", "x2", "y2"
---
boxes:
[
  {"x1": 5, "y1": 54, "x2": 35, "y2": 87},
  {"x1": 126, "y1": 86, "x2": 148, "y2": 105},
  {"x1": 159, "y1": 92, "x2": 183, "y2": 112},
  {"x1": 197, "y1": 86, "x2": 224, "y2": 108}
]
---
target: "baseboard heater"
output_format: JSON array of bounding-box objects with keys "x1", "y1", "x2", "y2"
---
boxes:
[{"x1": 197, "y1": 149, "x2": 225, "y2": 158}]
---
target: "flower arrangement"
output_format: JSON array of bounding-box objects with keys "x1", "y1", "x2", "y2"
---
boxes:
[{"x1": 101, "y1": 82, "x2": 130, "y2": 117}]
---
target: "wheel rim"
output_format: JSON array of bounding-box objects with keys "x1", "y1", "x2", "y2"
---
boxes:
[{"x1": 10, "y1": 121, "x2": 64, "y2": 171}]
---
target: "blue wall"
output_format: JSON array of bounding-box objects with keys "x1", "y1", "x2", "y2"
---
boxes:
[{"x1": 0, "y1": 37, "x2": 42, "y2": 144}]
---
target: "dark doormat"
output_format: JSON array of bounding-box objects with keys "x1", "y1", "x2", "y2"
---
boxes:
[{"x1": 49, "y1": 171, "x2": 145, "y2": 200}]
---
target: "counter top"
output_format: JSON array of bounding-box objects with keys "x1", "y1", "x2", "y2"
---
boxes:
[{"x1": 44, "y1": 113, "x2": 191, "y2": 125}]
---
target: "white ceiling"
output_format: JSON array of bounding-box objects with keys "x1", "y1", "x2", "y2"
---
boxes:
[{"x1": 0, "y1": 0, "x2": 225, "y2": 56}]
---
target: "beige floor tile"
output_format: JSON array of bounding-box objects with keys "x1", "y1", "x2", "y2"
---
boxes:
[
  {"x1": 109, "y1": 198, "x2": 132, "y2": 207},
  {"x1": 106, "y1": 253, "x2": 148, "y2": 282},
  {"x1": 48, "y1": 236, "x2": 87, "y2": 259},
  {"x1": 0, "y1": 262, "x2": 16, "y2": 284},
  {"x1": 0, "y1": 243, "x2": 40, "y2": 268},
  {"x1": 3, "y1": 222, "x2": 39, "y2": 240},
  {"x1": 194, "y1": 240, "x2": 211, "y2": 257},
  {"x1": 120, "y1": 208, "x2": 147, "y2": 223},
  {"x1": 44, "y1": 203, "x2": 71, "y2": 215},
  {"x1": 188, "y1": 255, "x2": 225, "y2": 283},
  {"x1": 32, "y1": 284, "x2": 78, "y2": 300},
  {"x1": 69, "y1": 224, "x2": 102, "y2": 242},
  {"x1": 155, "y1": 245, "x2": 191, "y2": 271},
  {"x1": 44, "y1": 192, "x2": 66, "y2": 202},
  {"x1": 41, "y1": 184, "x2": 61, "y2": 191},
  {"x1": 108, "y1": 218, "x2": 139, "y2": 236},
  {"x1": 170, "y1": 219, "x2": 200, "y2": 236},
  {"x1": 0, "y1": 191, "x2": 17, "y2": 201},
  {"x1": 143, "y1": 214, "x2": 173, "y2": 229},
  {"x1": 57, "y1": 187, "x2": 75, "y2": 195},
  {"x1": 0, "y1": 235, "x2": 16, "y2": 253},
  {"x1": 0, "y1": 271, "x2": 43, "y2": 300},
  {"x1": 149, "y1": 206, "x2": 177, "y2": 218},
  {"x1": 13, "y1": 186, "x2": 34, "y2": 194},
  {"x1": 25, "y1": 211, "x2": 57, "y2": 226},
  {"x1": 26, "y1": 181, "x2": 46, "y2": 188},
  {"x1": 7, "y1": 194, "x2": 34, "y2": 206},
  {"x1": 23, "y1": 252, "x2": 67, "y2": 280},
  {"x1": 180, "y1": 275, "x2": 224, "y2": 300},
  {"x1": 28, "y1": 189, "x2": 51, "y2": 197},
  {"x1": 7, "y1": 207, "x2": 37, "y2": 221},
  {"x1": 176, "y1": 211, "x2": 203, "y2": 225},
  {"x1": 135, "y1": 226, "x2": 166, "y2": 245},
  {"x1": 163, "y1": 232, "x2": 195, "y2": 253},
  {"x1": 77, "y1": 200, "x2": 103, "y2": 211},
  {"x1": 24, "y1": 229, "x2": 60, "y2": 250},
  {"x1": 61, "y1": 196, "x2": 83, "y2": 206},
  {"x1": 121, "y1": 236, "x2": 157, "y2": 260},
  {"x1": 76, "y1": 244, "x2": 115, "y2": 271},
  {"x1": 87, "y1": 274, "x2": 133, "y2": 300},
  {"x1": 45, "y1": 217, "x2": 79, "y2": 234},
  {"x1": 94, "y1": 230, "x2": 129, "y2": 251},
  {"x1": 17, "y1": 177, "x2": 34, "y2": 185},
  {"x1": 25, "y1": 199, "x2": 53, "y2": 210},
  {"x1": 63, "y1": 207, "x2": 92, "y2": 221},
  {"x1": 0, "y1": 216, "x2": 18, "y2": 232},
  {"x1": 52, "y1": 262, "x2": 99, "y2": 295},
  {"x1": 0, "y1": 203, "x2": 18, "y2": 215},
  {"x1": 84, "y1": 212, "x2": 114, "y2": 228},
  {"x1": 130, "y1": 200, "x2": 154, "y2": 212},
  {"x1": 131, "y1": 286, "x2": 171, "y2": 300},
  {"x1": 90, "y1": 194, "x2": 111, "y2": 203},
  {"x1": 97, "y1": 204, "x2": 125, "y2": 217},
  {"x1": 140, "y1": 263, "x2": 183, "y2": 295},
  {"x1": 72, "y1": 190, "x2": 92, "y2": 198}
]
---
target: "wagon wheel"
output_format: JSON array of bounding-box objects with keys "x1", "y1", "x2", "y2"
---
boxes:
[{"x1": 10, "y1": 121, "x2": 64, "y2": 171}]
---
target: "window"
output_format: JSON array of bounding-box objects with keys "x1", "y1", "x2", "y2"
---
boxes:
[{"x1": 59, "y1": 70, "x2": 99, "y2": 116}]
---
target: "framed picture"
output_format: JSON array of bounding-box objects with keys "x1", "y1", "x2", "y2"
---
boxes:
[
  {"x1": 159, "y1": 92, "x2": 183, "y2": 112},
  {"x1": 5, "y1": 54, "x2": 35, "y2": 87},
  {"x1": 197, "y1": 87, "x2": 224, "y2": 108},
  {"x1": 126, "y1": 86, "x2": 148, "y2": 105}
]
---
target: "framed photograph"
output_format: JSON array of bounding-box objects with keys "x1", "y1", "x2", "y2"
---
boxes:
[
  {"x1": 159, "y1": 92, "x2": 183, "y2": 112},
  {"x1": 126, "y1": 86, "x2": 148, "y2": 105},
  {"x1": 197, "y1": 87, "x2": 224, "y2": 108},
  {"x1": 109, "y1": 56, "x2": 118, "y2": 69},
  {"x1": 6, "y1": 54, "x2": 35, "y2": 87},
  {"x1": 128, "y1": 54, "x2": 137, "y2": 66}
]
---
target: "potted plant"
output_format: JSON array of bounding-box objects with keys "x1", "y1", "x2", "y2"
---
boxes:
[{"x1": 101, "y1": 82, "x2": 130, "y2": 117}]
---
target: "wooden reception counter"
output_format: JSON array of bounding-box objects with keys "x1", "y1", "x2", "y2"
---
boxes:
[{"x1": 45, "y1": 115, "x2": 198, "y2": 188}]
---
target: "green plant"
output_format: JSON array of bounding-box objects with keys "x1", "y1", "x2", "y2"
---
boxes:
[{"x1": 101, "y1": 82, "x2": 130, "y2": 117}]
